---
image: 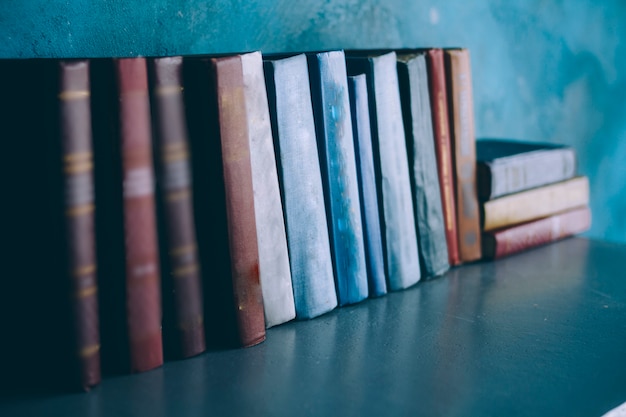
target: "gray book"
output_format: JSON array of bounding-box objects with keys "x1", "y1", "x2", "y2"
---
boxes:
[
  {"x1": 397, "y1": 52, "x2": 450, "y2": 278},
  {"x1": 241, "y1": 52, "x2": 296, "y2": 328},
  {"x1": 264, "y1": 54, "x2": 337, "y2": 319},
  {"x1": 347, "y1": 52, "x2": 421, "y2": 290}
]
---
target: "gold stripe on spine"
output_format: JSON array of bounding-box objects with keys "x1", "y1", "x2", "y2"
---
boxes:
[
  {"x1": 166, "y1": 189, "x2": 190, "y2": 202},
  {"x1": 162, "y1": 142, "x2": 189, "y2": 162},
  {"x1": 64, "y1": 161, "x2": 93, "y2": 174},
  {"x1": 169, "y1": 244, "x2": 196, "y2": 256},
  {"x1": 173, "y1": 263, "x2": 198, "y2": 278},
  {"x1": 64, "y1": 152, "x2": 92, "y2": 162},
  {"x1": 66, "y1": 203, "x2": 95, "y2": 217},
  {"x1": 155, "y1": 85, "x2": 183, "y2": 96},
  {"x1": 58, "y1": 90, "x2": 90, "y2": 100},
  {"x1": 75, "y1": 286, "x2": 98, "y2": 299},
  {"x1": 79, "y1": 343, "x2": 101, "y2": 358},
  {"x1": 72, "y1": 264, "x2": 96, "y2": 278}
]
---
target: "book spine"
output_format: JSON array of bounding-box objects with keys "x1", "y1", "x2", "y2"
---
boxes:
[
  {"x1": 483, "y1": 176, "x2": 590, "y2": 231},
  {"x1": 115, "y1": 58, "x2": 163, "y2": 373},
  {"x1": 150, "y1": 57, "x2": 206, "y2": 358},
  {"x1": 482, "y1": 206, "x2": 591, "y2": 259},
  {"x1": 58, "y1": 60, "x2": 101, "y2": 390},
  {"x1": 445, "y1": 49, "x2": 481, "y2": 262},
  {"x1": 213, "y1": 56, "x2": 266, "y2": 347},
  {"x1": 358, "y1": 53, "x2": 421, "y2": 291},
  {"x1": 426, "y1": 49, "x2": 461, "y2": 266},
  {"x1": 309, "y1": 51, "x2": 368, "y2": 306},
  {"x1": 264, "y1": 55, "x2": 337, "y2": 319},
  {"x1": 397, "y1": 54, "x2": 450, "y2": 278},
  {"x1": 483, "y1": 148, "x2": 577, "y2": 200},
  {"x1": 240, "y1": 52, "x2": 295, "y2": 328},
  {"x1": 348, "y1": 74, "x2": 388, "y2": 297}
]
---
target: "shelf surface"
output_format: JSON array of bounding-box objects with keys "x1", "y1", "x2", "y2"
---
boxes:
[{"x1": 1, "y1": 237, "x2": 625, "y2": 416}]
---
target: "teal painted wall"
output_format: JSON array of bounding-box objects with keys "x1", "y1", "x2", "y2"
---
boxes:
[{"x1": 1, "y1": 0, "x2": 624, "y2": 243}]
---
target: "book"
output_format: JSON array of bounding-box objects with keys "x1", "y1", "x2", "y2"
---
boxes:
[
  {"x1": 397, "y1": 52, "x2": 450, "y2": 278},
  {"x1": 444, "y1": 48, "x2": 482, "y2": 263},
  {"x1": 264, "y1": 54, "x2": 338, "y2": 319},
  {"x1": 241, "y1": 52, "x2": 295, "y2": 328},
  {"x1": 148, "y1": 56, "x2": 206, "y2": 359},
  {"x1": 346, "y1": 52, "x2": 421, "y2": 291},
  {"x1": 425, "y1": 48, "x2": 461, "y2": 266},
  {"x1": 482, "y1": 176, "x2": 590, "y2": 231},
  {"x1": 348, "y1": 74, "x2": 388, "y2": 297},
  {"x1": 482, "y1": 206, "x2": 591, "y2": 259},
  {"x1": 476, "y1": 138, "x2": 577, "y2": 200},
  {"x1": 308, "y1": 50, "x2": 368, "y2": 306}
]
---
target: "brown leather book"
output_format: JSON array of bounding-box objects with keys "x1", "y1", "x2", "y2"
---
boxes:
[
  {"x1": 444, "y1": 48, "x2": 482, "y2": 262},
  {"x1": 425, "y1": 49, "x2": 461, "y2": 266},
  {"x1": 482, "y1": 206, "x2": 591, "y2": 259},
  {"x1": 149, "y1": 57, "x2": 206, "y2": 359},
  {"x1": 59, "y1": 60, "x2": 101, "y2": 389},
  {"x1": 212, "y1": 55, "x2": 265, "y2": 347}
]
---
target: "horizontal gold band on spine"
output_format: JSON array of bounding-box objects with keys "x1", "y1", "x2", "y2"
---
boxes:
[
  {"x1": 155, "y1": 85, "x2": 183, "y2": 96},
  {"x1": 72, "y1": 264, "x2": 96, "y2": 278},
  {"x1": 75, "y1": 285, "x2": 98, "y2": 299},
  {"x1": 64, "y1": 152, "x2": 92, "y2": 162},
  {"x1": 173, "y1": 263, "x2": 198, "y2": 278},
  {"x1": 64, "y1": 161, "x2": 93, "y2": 174},
  {"x1": 58, "y1": 90, "x2": 90, "y2": 100},
  {"x1": 163, "y1": 150, "x2": 189, "y2": 163},
  {"x1": 79, "y1": 343, "x2": 100, "y2": 358},
  {"x1": 169, "y1": 244, "x2": 196, "y2": 256},
  {"x1": 166, "y1": 189, "x2": 190, "y2": 201},
  {"x1": 177, "y1": 314, "x2": 204, "y2": 331},
  {"x1": 66, "y1": 203, "x2": 95, "y2": 217}
]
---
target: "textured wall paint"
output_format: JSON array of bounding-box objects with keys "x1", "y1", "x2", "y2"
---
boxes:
[{"x1": 1, "y1": 0, "x2": 624, "y2": 242}]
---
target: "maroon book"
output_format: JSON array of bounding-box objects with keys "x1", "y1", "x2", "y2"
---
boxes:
[
  {"x1": 482, "y1": 206, "x2": 591, "y2": 259},
  {"x1": 58, "y1": 60, "x2": 101, "y2": 390},
  {"x1": 212, "y1": 56, "x2": 266, "y2": 347},
  {"x1": 426, "y1": 49, "x2": 461, "y2": 266},
  {"x1": 149, "y1": 57, "x2": 206, "y2": 359},
  {"x1": 115, "y1": 58, "x2": 164, "y2": 372}
]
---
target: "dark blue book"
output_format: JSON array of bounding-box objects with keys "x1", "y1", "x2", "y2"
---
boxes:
[
  {"x1": 347, "y1": 74, "x2": 387, "y2": 297},
  {"x1": 308, "y1": 50, "x2": 368, "y2": 306},
  {"x1": 264, "y1": 54, "x2": 337, "y2": 319},
  {"x1": 346, "y1": 52, "x2": 421, "y2": 291},
  {"x1": 397, "y1": 52, "x2": 450, "y2": 278}
]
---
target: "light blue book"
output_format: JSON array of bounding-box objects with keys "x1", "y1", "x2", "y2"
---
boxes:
[
  {"x1": 308, "y1": 50, "x2": 368, "y2": 306},
  {"x1": 346, "y1": 52, "x2": 421, "y2": 291},
  {"x1": 348, "y1": 74, "x2": 388, "y2": 297},
  {"x1": 264, "y1": 54, "x2": 337, "y2": 319}
]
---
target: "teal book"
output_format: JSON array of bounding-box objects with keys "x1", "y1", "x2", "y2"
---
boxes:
[
  {"x1": 308, "y1": 50, "x2": 368, "y2": 306},
  {"x1": 264, "y1": 54, "x2": 337, "y2": 319},
  {"x1": 347, "y1": 74, "x2": 387, "y2": 297},
  {"x1": 347, "y1": 52, "x2": 421, "y2": 291},
  {"x1": 397, "y1": 52, "x2": 450, "y2": 278}
]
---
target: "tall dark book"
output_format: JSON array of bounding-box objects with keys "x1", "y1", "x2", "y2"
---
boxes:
[
  {"x1": 184, "y1": 56, "x2": 265, "y2": 347},
  {"x1": 444, "y1": 48, "x2": 482, "y2": 263},
  {"x1": 397, "y1": 52, "x2": 450, "y2": 278},
  {"x1": 149, "y1": 57, "x2": 205, "y2": 359},
  {"x1": 308, "y1": 50, "x2": 368, "y2": 306},
  {"x1": 91, "y1": 58, "x2": 163, "y2": 374},
  {"x1": 241, "y1": 52, "x2": 295, "y2": 328},
  {"x1": 1, "y1": 59, "x2": 102, "y2": 392},
  {"x1": 264, "y1": 54, "x2": 338, "y2": 319},
  {"x1": 347, "y1": 52, "x2": 421, "y2": 291},
  {"x1": 425, "y1": 48, "x2": 461, "y2": 266},
  {"x1": 476, "y1": 138, "x2": 577, "y2": 200},
  {"x1": 348, "y1": 74, "x2": 388, "y2": 297}
]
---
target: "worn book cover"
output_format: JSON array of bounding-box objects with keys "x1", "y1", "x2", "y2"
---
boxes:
[
  {"x1": 476, "y1": 138, "x2": 577, "y2": 200},
  {"x1": 309, "y1": 50, "x2": 369, "y2": 306},
  {"x1": 264, "y1": 54, "x2": 337, "y2": 319},
  {"x1": 397, "y1": 52, "x2": 450, "y2": 277}
]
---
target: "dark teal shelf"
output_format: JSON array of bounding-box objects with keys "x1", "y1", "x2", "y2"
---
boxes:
[{"x1": 2, "y1": 238, "x2": 625, "y2": 416}]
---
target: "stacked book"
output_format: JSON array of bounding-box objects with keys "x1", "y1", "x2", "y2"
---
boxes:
[
  {"x1": 477, "y1": 139, "x2": 591, "y2": 259},
  {"x1": 0, "y1": 48, "x2": 590, "y2": 394}
]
